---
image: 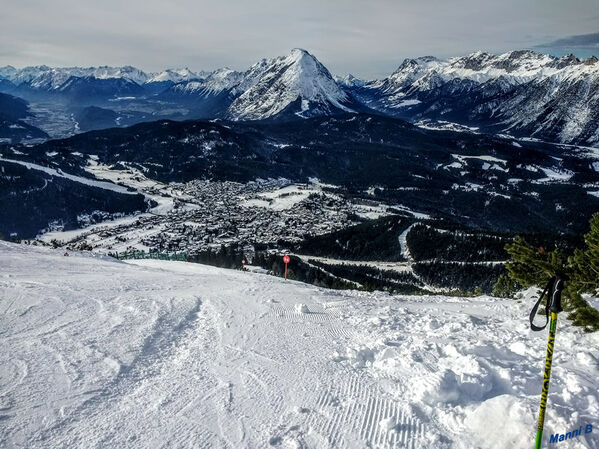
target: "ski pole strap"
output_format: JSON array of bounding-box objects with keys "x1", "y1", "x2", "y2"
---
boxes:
[{"x1": 529, "y1": 277, "x2": 556, "y2": 331}]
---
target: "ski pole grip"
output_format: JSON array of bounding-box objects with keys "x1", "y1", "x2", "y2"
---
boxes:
[{"x1": 549, "y1": 276, "x2": 566, "y2": 314}]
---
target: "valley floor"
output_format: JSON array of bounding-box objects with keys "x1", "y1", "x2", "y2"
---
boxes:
[{"x1": 0, "y1": 242, "x2": 597, "y2": 448}]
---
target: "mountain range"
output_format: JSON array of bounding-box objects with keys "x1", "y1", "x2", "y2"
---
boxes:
[{"x1": 0, "y1": 48, "x2": 598, "y2": 146}]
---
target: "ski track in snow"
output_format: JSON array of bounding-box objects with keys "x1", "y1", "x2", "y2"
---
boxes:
[{"x1": 1, "y1": 242, "x2": 598, "y2": 449}]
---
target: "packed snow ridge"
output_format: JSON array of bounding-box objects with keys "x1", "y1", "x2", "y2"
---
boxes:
[{"x1": 2, "y1": 242, "x2": 598, "y2": 449}]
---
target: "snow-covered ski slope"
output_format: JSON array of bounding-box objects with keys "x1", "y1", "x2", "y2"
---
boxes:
[{"x1": 1, "y1": 242, "x2": 597, "y2": 449}]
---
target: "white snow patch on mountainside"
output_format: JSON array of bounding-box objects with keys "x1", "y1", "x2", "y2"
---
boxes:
[
  {"x1": 397, "y1": 99, "x2": 421, "y2": 107},
  {"x1": 1, "y1": 242, "x2": 597, "y2": 448},
  {"x1": 536, "y1": 167, "x2": 575, "y2": 183}
]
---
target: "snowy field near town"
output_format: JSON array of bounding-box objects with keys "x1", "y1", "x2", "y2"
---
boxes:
[{"x1": 1, "y1": 242, "x2": 597, "y2": 449}]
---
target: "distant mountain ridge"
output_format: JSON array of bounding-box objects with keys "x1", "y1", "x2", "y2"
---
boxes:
[
  {"x1": 0, "y1": 49, "x2": 598, "y2": 145},
  {"x1": 0, "y1": 64, "x2": 197, "y2": 87},
  {"x1": 0, "y1": 92, "x2": 47, "y2": 142},
  {"x1": 349, "y1": 50, "x2": 599, "y2": 146}
]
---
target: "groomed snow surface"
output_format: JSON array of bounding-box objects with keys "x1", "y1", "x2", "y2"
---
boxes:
[{"x1": 1, "y1": 242, "x2": 597, "y2": 449}]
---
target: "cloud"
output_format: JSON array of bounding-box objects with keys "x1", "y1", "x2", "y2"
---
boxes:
[{"x1": 536, "y1": 32, "x2": 599, "y2": 49}]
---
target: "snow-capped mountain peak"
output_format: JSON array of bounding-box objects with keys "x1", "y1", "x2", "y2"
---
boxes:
[
  {"x1": 146, "y1": 68, "x2": 207, "y2": 84},
  {"x1": 0, "y1": 65, "x2": 18, "y2": 80},
  {"x1": 585, "y1": 55, "x2": 599, "y2": 65},
  {"x1": 335, "y1": 73, "x2": 366, "y2": 88},
  {"x1": 288, "y1": 47, "x2": 310, "y2": 60},
  {"x1": 204, "y1": 68, "x2": 245, "y2": 92},
  {"x1": 228, "y1": 48, "x2": 353, "y2": 120},
  {"x1": 385, "y1": 56, "x2": 443, "y2": 88},
  {"x1": 165, "y1": 66, "x2": 245, "y2": 105},
  {"x1": 89, "y1": 65, "x2": 149, "y2": 84}
]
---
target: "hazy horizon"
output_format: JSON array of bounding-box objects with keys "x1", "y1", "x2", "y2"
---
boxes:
[
  {"x1": 1, "y1": 0, "x2": 598, "y2": 79},
  {"x1": 2, "y1": 46, "x2": 598, "y2": 82}
]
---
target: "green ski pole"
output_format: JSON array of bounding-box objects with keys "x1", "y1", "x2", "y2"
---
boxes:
[{"x1": 531, "y1": 276, "x2": 566, "y2": 449}]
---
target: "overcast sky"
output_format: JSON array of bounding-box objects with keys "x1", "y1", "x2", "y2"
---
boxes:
[{"x1": 1, "y1": 0, "x2": 598, "y2": 79}]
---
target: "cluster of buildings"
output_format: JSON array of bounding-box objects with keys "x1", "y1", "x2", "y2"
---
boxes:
[{"x1": 59, "y1": 177, "x2": 389, "y2": 255}]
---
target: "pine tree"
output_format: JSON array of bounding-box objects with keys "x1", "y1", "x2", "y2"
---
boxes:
[
  {"x1": 492, "y1": 273, "x2": 519, "y2": 298},
  {"x1": 566, "y1": 213, "x2": 599, "y2": 331},
  {"x1": 570, "y1": 213, "x2": 599, "y2": 293},
  {"x1": 504, "y1": 213, "x2": 599, "y2": 331},
  {"x1": 505, "y1": 236, "x2": 569, "y2": 288}
]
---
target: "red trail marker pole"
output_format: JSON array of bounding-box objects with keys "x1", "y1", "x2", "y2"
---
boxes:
[{"x1": 283, "y1": 255, "x2": 290, "y2": 280}]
